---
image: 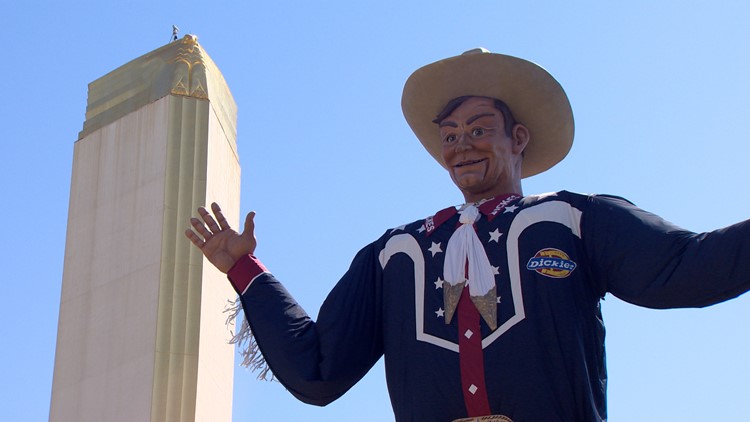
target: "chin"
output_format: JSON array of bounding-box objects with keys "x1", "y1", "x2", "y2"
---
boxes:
[
  {"x1": 454, "y1": 175, "x2": 483, "y2": 188},
  {"x1": 457, "y1": 187, "x2": 491, "y2": 201}
]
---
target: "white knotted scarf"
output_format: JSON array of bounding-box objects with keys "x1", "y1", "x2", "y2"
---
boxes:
[{"x1": 443, "y1": 204, "x2": 495, "y2": 297}]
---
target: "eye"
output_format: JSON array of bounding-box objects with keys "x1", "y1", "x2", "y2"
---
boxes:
[
  {"x1": 443, "y1": 134, "x2": 457, "y2": 143},
  {"x1": 471, "y1": 127, "x2": 485, "y2": 137}
]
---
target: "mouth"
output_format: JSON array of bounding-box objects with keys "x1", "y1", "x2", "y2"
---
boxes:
[{"x1": 454, "y1": 158, "x2": 487, "y2": 168}]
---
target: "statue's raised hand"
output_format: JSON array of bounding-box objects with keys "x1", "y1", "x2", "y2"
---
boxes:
[{"x1": 185, "y1": 202, "x2": 257, "y2": 273}]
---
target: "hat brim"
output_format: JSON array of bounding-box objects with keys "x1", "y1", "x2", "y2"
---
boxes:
[{"x1": 401, "y1": 51, "x2": 574, "y2": 178}]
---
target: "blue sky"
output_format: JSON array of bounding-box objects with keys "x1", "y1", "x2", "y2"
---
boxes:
[{"x1": 2, "y1": 1, "x2": 748, "y2": 420}]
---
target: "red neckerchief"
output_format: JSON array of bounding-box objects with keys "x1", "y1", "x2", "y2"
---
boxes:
[{"x1": 424, "y1": 193, "x2": 522, "y2": 236}]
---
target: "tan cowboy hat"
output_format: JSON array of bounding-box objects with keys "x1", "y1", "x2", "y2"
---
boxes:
[{"x1": 401, "y1": 48, "x2": 574, "y2": 178}]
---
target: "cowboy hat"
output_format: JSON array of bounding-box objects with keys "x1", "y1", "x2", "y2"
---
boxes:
[{"x1": 401, "y1": 48, "x2": 574, "y2": 178}]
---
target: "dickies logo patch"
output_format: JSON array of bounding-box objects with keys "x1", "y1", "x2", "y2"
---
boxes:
[{"x1": 526, "y1": 248, "x2": 577, "y2": 278}]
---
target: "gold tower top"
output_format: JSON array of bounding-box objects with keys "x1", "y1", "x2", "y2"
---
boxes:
[{"x1": 79, "y1": 35, "x2": 237, "y2": 142}]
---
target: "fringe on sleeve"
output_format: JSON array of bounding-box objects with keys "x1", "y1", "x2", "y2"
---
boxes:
[{"x1": 225, "y1": 297, "x2": 276, "y2": 381}]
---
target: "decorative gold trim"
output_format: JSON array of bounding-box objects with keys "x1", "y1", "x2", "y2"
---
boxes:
[
  {"x1": 444, "y1": 283, "x2": 498, "y2": 330},
  {"x1": 79, "y1": 35, "x2": 237, "y2": 158},
  {"x1": 452, "y1": 415, "x2": 513, "y2": 422},
  {"x1": 470, "y1": 286, "x2": 498, "y2": 331},
  {"x1": 444, "y1": 281, "x2": 466, "y2": 324},
  {"x1": 168, "y1": 35, "x2": 209, "y2": 100}
]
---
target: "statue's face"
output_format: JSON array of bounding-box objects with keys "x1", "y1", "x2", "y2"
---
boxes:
[{"x1": 439, "y1": 97, "x2": 529, "y2": 202}]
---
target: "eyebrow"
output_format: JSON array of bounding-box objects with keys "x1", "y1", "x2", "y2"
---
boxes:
[{"x1": 438, "y1": 113, "x2": 496, "y2": 128}]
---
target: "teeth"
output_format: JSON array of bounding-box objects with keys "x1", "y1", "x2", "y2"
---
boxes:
[{"x1": 457, "y1": 159, "x2": 482, "y2": 167}]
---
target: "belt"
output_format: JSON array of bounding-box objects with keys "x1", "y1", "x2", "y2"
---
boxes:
[{"x1": 452, "y1": 416, "x2": 513, "y2": 422}]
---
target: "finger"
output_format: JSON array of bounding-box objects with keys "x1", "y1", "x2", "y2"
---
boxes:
[
  {"x1": 243, "y1": 211, "x2": 256, "y2": 235},
  {"x1": 243, "y1": 211, "x2": 257, "y2": 254},
  {"x1": 190, "y1": 217, "x2": 214, "y2": 240},
  {"x1": 211, "y1": 202, "x2": 231, "y2": 231},
  {"x1": 198, "y1": 206, "x2": 221, "y2": 233},
  {"x1": 184, "y1": 229, "x2": 205, "y2": 248}
]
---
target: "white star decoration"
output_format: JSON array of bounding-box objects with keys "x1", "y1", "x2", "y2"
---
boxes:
[
  {"x1": 435, "y1": 308, "x2": 445, "y2": 318},
  {"x1": 497, "y1": 296, "x2": 502, "y2": 303},
  {"x1": 488, "y1": 228, "x2": 503, "y2": 243},
  {"x1": 504, "y1": 204, "x2": 519, "y2": 213},
  {"x1": 428, "y1": 242, "x2": 443, "y2": 257},
  {"x1": 491, "y1": 265, "x2": 500, "y2": 275},
  {"x1": 389, "y1": 224, "x2": 407, "y2": 234},
  {"x1": 417, "y1": 225, "x2": 426, "y2": 233},
  {"x1": 434, "y1": 277, "x2": 444, "y2": 289}
]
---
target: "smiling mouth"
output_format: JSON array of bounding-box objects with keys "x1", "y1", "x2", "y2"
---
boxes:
[{"x1": 455, "y1": 158, "x2": 487, "y2": 168}]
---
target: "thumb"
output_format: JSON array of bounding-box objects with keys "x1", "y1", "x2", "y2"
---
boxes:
[
  {"x1": 243, "y1": 211, "x2": 256, "y2": 236},
  {"x1": 241, "y1": 211, "x2": 258, "y2": 255}
]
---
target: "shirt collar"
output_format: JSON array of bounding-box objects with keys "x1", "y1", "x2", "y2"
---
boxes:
[{"x1": 424, "y1": 193, "x2": 521, "y2": 236}]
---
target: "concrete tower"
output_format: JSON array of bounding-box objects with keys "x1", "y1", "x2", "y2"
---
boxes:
[{"x1": 50, "y1": 35, "x2": 239, "y2": 422}]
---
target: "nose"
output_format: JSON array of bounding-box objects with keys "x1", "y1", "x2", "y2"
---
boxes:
[{"x1": 454, "y1": 131, "x2": 472, "y2": 151}]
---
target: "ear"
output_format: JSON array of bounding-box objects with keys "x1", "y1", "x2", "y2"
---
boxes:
[{"x1": 511, "y1": 123, "x2": 530, "y2": 154}]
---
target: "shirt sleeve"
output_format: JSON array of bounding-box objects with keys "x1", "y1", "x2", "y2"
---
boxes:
[
  {"x1": 229, "y1": 242, "x2": 385, "y2": 406},
  {"x1": 227, "y1": 254, "x2": 269, "y2": 295},
  {"x1": 581, "y1": 194, "x2": 750, "y2": 308}
]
